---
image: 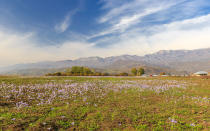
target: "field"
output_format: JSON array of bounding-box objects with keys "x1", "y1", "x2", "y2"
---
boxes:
[{"x1": 0, "y1": 76, "x2": 209, "y2": 130}]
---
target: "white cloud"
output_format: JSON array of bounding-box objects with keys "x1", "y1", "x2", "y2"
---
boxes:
[
  {"x1": 91, "y1": 13, "x2": 210, "y2": 56},
  {"x1": 106, "y1": 13, "x2": 210, "y2": 52},
  {"x1": 0, "y1": 29, "x2": 110, "y2": 66},
  {"x1": 100, "y1": 0, "x2": 184, "y2": 23},
  {"x1": 0, "y1": 30, "x2": 53, "y2": 66},
  {"x1": 55, "y1": 14, "x2": 71, "y2": 33},
  {"x1": 55, "y1": 9, "x2": 79, "y2": 33},
  {"x1": 146, "y1": 14, "x2": 210, "y2": 50},
  {"x1": 93, "y1": 0, "x2": 185, "y2": 38},
  {"x1": 1, "y1": 14, "x2": 210, "y2": 67}
]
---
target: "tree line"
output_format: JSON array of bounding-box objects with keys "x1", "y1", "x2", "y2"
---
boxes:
[
  {"x1": 46, "y1": 66, "x2": 110, "y2": 76},
  {"x1": 46, "y1": 66, "x2": 145, "y2": 76}
]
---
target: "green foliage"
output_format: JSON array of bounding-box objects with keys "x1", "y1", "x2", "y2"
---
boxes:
[
  {"x1": 138, "y1": 68, "x2": 145, "y2": 76},
  {"x1": 46, "y1": 66, "x2": 97, "y2": 76},
  {"x1": 46, "y1": 66, "x2": 131, "y2": 76},
  {"x1": 131, "y1": 68, "x2": 137, "y2": 76},
  {"x1": 71, "y1": 66, "x2": 93, "y2": 75},
  {"x1": 160, "y1": 72, "x2": 166, "y2": 75},
  {"x1": 131, "y1": 67, "x2": 145, "y2": 76},
  {"x1": 118, "y1": 72, "x2": 128, "y2": 76},
  {"x1": 135, "y1": 124, "x2": 148, "y2": 130}
]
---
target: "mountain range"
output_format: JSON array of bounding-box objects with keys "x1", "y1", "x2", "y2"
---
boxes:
[{"x1": 0, "y1": 48, "x2": 210, "y2": 76}]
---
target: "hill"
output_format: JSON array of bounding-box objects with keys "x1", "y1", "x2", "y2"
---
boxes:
[{"x1": 0, "y1": 48, "x2": 209, "y2": 75}]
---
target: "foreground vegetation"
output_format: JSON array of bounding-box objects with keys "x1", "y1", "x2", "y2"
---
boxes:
[{"x1": 0, "y1": 76, "x2": 209, "y2": 130}]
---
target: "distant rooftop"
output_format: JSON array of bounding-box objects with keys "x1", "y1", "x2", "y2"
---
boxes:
[{"x1": 194, "y1": 71, "x2": 208, "y2": 75}]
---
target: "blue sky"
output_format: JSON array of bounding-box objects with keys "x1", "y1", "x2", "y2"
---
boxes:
[{"x1": 1, "y1": 0, "x2": 210, "y2": 66}]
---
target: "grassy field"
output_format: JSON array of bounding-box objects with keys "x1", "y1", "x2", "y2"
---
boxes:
[{"x1": 0, "y1": 76, "x2": 209, "y2": 130}]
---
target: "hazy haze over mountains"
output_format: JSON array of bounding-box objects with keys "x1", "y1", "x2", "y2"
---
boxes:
[{"x1": 0, "y1": 48, "x2": 210, "y2": 75}]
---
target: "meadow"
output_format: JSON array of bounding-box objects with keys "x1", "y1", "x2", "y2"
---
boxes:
[{"x1": 0, "y1": 76, "x2": 209, "y2": 130}]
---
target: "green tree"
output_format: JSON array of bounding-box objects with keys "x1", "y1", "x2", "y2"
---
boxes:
[
  {"x1": 83, "y1": 67, "x2": 92, "y2": 75},
  {"x1": 71, "y1": 66, "x2": 80, "y2": 74},
  {"x1": 131, "y1": 68, "x2": 137, "y2": 76},
  {"x1": 65, "y1": 68, "x2": 71, "y2": 73},
  {"x1": 160, "y1": 72, "x2": 166, "y2": 75},
  {"x1": 119, "y1": 72, "x2": 128, "y2": 76},
  {"x1": 70, "y1": 66, "x2": 94, "y2": 76},
  {"x1": 102, "y1": 73, "x2": 110, "y2": 76},
  {"x1": 54, "y1": 72, "x2": 62, "y2": 76},
  {"x1": 138, "y1": 68, "x2": 145, "y2": 76},
  {"x1": 46, "y1": 66, "x2": 98, "y2": 76}
]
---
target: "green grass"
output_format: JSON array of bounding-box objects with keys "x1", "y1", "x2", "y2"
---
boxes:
[{"x1": 0, "y1": 76, "x2": 209, "y2": 130}]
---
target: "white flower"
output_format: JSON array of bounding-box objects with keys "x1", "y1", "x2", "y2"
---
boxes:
[
  {"x1": 61, "y1": 116, "x2": 65, "y2": 118},
  {"x1": 190, "y1": 123, "x2": 195, "y2": 127}
]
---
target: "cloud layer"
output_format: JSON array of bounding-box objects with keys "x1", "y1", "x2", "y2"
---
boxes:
[
  {"x1": 1, "y1": 13, "x2": 210, "y2": 66},
  {"x1": 0, "y1": 0, "x2": 210, "y2": 66}
]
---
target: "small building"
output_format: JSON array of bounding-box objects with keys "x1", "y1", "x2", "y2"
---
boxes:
[
  {"x1": 161, "y1": 75, "x2": 169, "y2": 77},
  {"x1": 141, "y1": 74, "x2": 149, "y2": 77},
  {"x1": 193, "y1": 71, "x2": 208, "y2": 76},
  {"x1": 152, "y1": 75, "x2": 158, "y2": 77}
]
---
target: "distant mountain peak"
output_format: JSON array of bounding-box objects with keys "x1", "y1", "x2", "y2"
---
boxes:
[
  {"x1": 154, "y1": 49, "x2": 188, "y2": 55},
  {"x1": 76, "y1": 56, "x2": 103, "y2": 61},
  {"x1": 0, "y1": 48, "x2": 210, "y2": 75}
]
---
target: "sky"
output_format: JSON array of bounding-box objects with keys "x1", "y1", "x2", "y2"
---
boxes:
[{"x1": 1, "y1": 0, "x2": 210, "y2": 66}]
